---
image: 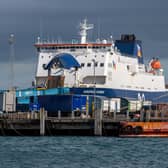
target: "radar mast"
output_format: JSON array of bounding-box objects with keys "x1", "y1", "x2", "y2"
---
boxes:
[{"x1": 79, "y1": 19, "x2": 94, "y2": 44}]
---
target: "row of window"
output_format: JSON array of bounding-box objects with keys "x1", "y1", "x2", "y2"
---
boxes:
[
  {"x1": 85, "y1": 55, "x2": 105, "y2": 58},
  {"x1": 81, "y1": 63, "x2": 104, "y2": 67},
  {"x1": 40, "y1": 52, "x2": 113, "y2": 59},
  {"x1": 41, "y1": 55, "x2": 105, "y2": 59}
]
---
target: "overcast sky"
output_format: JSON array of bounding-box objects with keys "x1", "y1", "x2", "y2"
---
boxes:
[{"x1": 0, "y1": 0, "x2": 168, "y2": 88}]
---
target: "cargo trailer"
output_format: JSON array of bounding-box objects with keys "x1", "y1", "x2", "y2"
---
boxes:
[{"x1": 38, "y1": 94, "x2": 87, "y2": 117}]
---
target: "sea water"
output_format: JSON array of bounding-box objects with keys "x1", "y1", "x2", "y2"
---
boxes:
[{"x1": 0, "y1": 137, "x2": 167, "y2": 168}]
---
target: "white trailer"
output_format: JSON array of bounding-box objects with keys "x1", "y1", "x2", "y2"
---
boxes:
[{"x1": 3, "y1": 91, "x2": 16, "y2": 112}]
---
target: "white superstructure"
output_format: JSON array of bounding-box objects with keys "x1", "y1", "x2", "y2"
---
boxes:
[{"x1": 34, "y1": 19, "x2": 167, "y2": 102}]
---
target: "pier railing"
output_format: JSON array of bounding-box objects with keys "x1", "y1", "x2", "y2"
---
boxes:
[
  {"x1": 0, "y1": 109, "x2": 168, "y2": 122},
  {"x1": 0, "y1": 112, "x2": 39, "y2": 120}
]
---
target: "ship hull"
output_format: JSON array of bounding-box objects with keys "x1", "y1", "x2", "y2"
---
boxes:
[{"x1": 70, "y1": 87, "x2": 168, "y2": 103}]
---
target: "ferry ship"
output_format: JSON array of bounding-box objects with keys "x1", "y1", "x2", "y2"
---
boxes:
[{"x1": 34, "y1": 19, "x2": 168, "y2": 103}]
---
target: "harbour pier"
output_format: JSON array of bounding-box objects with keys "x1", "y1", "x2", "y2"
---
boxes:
[
  {"x1": 0, "y1": 104, "x2": 168, "y2": 136},
  {"x1": 0, "y1": 109, "x2": 122, "y2": 136}
]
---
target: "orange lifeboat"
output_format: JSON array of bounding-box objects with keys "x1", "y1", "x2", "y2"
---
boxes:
[{"x1": 151, "y1": 60, "x2": 161, "y2": 69}]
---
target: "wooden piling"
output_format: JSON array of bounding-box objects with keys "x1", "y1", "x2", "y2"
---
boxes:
[
  {"x1": 94, "y1": 99, "x2": 102, "y2": 136},
  {"x1": 40, "y1": 108, "x2": 45, "y2": 136}
]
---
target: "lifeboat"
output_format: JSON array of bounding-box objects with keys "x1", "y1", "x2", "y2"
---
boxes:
[{"x1": 151, "y1": 60, "x2": 161, "y2": 69}]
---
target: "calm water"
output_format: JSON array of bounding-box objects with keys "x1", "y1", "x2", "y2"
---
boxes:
[{"x1": 0, "y1": 137, "x2": 167, "y2": 168}]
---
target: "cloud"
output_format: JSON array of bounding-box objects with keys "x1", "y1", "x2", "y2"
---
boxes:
[
  {"x1": 0, "y1": 63, "x2": 36, "y2": 89},
  {"x1": 0, "y1": 0, "x2": 168, "y2": 87}
]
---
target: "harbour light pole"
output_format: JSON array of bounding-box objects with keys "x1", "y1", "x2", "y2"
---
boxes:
[
  {"x1": 92, "y1": 59, "x2": 97, "y2": 116},
  {"x1": 8, "y1": 34, "x2": 15, "y2": 89}
]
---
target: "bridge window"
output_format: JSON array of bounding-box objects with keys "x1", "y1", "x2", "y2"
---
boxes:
[
  {"x1": 95, "y1": 62, "x2": 98, "y2": 67},
  {"x1": 70, "y1": 48, "x2": 76, "y2": 52},
  {"x1": 81, "y1": 63, "x2": 85, "y2": 67}
]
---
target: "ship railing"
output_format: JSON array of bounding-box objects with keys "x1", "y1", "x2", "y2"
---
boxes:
[
  {"x1": 36, "y1": 39, "x2": 113, "y2": 45},
  {"x1": 0, "y1": 112, "x2": 39, "y2": 120},
  {"x1": 138, "y1": 70, "x2": 163, "y2": 76}
]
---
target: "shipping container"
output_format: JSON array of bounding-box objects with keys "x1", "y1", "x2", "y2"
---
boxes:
[
  {"x1": 110, "y1": 98, "x2": 121, "y2": 112},
  {"x1": 15, "y1": 87, "x2": 70, "y2": 97},
  {"x1": 127, "y1": 100, "x2": 152, "y2": 112},
  {"x1": 102, "y1": 98, "x2": 128, "y2": 113},
  {"x1": 102, "y1": 100, "x2": 109, "y2": 112},
  {"x1": 87, "y1": 96, "x2": 102, "y2": 115},
  {"x1": 142, "y1": 101, "x2": 152, "y2": 110},
  {"x1": 16, "y1": 97, "x2": 30, "y2": 112},
  {"x1": 38, "y1": 94, "x2": 87, "y2": 116},
  {"x1": 3, "y1": 91, "x2": 16, "y2": 112},
  {"x1": 17, "y1": 97, "x2": 30, "y2": 104},
  {"x1": 128, "y1": 100, "x2": 142, "y2": 112},
  {"x1": 16, "y1": 89, "x2": 43, "y2": 97},
  {"x1": 16, "y1": 104, "x2": 30, "y2": 112}
]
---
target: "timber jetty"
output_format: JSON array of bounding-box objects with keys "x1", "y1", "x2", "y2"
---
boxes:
[
  {"x1": 1, "y1": 89, "x2": 168, "y2": 137},
  {"x1": 0, "y1": 109, "x2": 121, "y2": 136},
  {"x1": 0, "y1": 107, "x2": 168, "y2": 137}
]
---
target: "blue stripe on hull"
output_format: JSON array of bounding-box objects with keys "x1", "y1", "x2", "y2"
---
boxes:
[{"x1": 70, "y1": 87, "x2": 168, "y2": 103}]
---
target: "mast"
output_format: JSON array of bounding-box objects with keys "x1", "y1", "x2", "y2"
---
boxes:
[{"x1": 79, "y1": 19, "x2": 94, "y2": 44}]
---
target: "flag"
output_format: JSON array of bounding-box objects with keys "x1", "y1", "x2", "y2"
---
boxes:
[{"x1": 113, "y1": 61, "x2": 116, "y2": 70}]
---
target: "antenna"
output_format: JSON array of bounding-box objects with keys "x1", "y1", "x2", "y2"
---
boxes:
[
  {"x1": 97, "y1": 18, "x2": 101, "y2": 40},
  {"x1": 8, "y1": 34, "x2": 15, "y2": 89},
  {"x1": 40, "y1": 18, "x2": 43, "y2": 39},
  {"x1": 79, "y1": 19, "x2": 94, "y2": 44}
]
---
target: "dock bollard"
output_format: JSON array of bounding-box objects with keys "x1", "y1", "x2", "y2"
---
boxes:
[
  {"x1": 146, "y1": 110, "x2": 151, "y2": 122},
  {"x1": 126, "y1": 110, "x2": 129, "y2": 121},
  {"x1": 113, "y1": 110, "x2": 116, "y2": 121},
  {"x1": 161, "y1": 110, "x2": 165, "y2": 119},
  {"x1": 140, "y1": 109, "x2": 144, "y2": 122},
  {"x1": 113, "y1": 101, "x2": 117, "y2": 121},
  {"x1": 58, "y1": 110, "x2": 61, "y2": 119},
  {"x1": 71, "y1": 111, "x2": 75, "y2": 119}
]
